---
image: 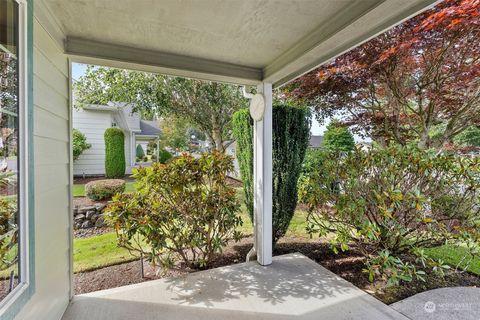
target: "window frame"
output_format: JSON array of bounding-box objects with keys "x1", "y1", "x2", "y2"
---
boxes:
[{"x1": 0, "y1": 0, "x2": 32, "y2": 316}]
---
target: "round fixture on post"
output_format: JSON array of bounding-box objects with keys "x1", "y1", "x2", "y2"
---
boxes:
[{"x1": 249, "y1": 93, "x2": 265, "y2": 121}]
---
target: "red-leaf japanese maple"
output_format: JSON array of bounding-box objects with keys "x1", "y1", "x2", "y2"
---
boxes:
[{"x1": 286, "y1": 0, "x2": 480, "y2": 149}]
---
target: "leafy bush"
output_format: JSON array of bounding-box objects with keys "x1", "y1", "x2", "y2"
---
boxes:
[
  {"x1": 105, "y1": 151, "x2": 242, "y2": 269},
  {"x1": 232, "y1": 104, "x2": 311, "y2": 244},
  {"x1": 321, "y1": 120, "x2": 355, "y2": 153},
  {"x1": 301, "y1": 145, "x2": 480, "y2": 284},
  {"x1": 158, "y1": 148, "x2": 172, "y2": 164},
  {"x1": 73, "y1": 128, "x2": 91, "y2": 161},
  {"x1": 104, "y1": 128, "x2": 126, "y2": 178},
  {"x1": 136, "y1": 144, "x2": 145, "y2": 158},
  {"x1": 0, "y1": 198, "x2": 17, "y2": 271},
  {"x1": 85, "y1": 179, "x2": 126, "y2": 201}
]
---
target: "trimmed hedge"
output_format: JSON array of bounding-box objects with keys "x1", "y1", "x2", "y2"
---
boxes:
[
  {"x1": 104, "y1": 128, "x2": 126, "y2": 178},
  {"x1": 136, "y1": 144, "x2": 145, "y2": 158},
  {"x1": 232, "y1": 109, "x2": 254, "y2": 222},
  {"x1": 85, "y1": 179, "x2": 126, "y2": 201},
  {"x1": 232, "y1": 104, "x2": 311, "y2": 245}
]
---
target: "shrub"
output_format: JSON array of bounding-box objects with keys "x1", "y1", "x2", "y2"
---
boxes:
[
  {"x1": 104, "y1": 151, "x2": 242, "y2": 269},
  {"x1": 73, "y1": 128, "x2": 91, "y2": 161},
  {"x1": 302, "y1": 145, "x2": 480, "y2": 285},
  {"x1": 232, "y1": 109, "x2": 254, "y2": 221},
  {"x1": 104, "y1": 128, "x2": 126, "y2": 178},
  {"x1": 158, "y1": 148, "x2": 172, "y2": 164},
  {"x1": 151, "y1": 154, "x2": 157, "y2": 161},
  {"x1": 136, "y1": 144, "x2": 145, "y2": 158},
  {"x1": 232, "y1": 104, "x2": 311, "y2": 244},
  {"x1": 0, "y1": 198, "x2": 18, "y2": 271},
  {"x1": 85, "y1": 179, "x2": 126, "y2": 201}
]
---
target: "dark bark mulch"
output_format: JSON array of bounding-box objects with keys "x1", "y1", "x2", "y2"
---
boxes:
[{"x1": 74, "y1": 236, "x2": 480, "y2": 304}]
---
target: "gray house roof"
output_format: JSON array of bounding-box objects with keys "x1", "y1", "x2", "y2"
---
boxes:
[
  {"x1": 139, "y1": 120, "x2": 161, "y2": 136},
  {"x1": 309, "y1": 135, "x2": 324, "y2": 148}
]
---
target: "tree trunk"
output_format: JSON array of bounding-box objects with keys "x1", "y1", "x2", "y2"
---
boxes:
[
  {"x1": 212, "y1": 128, "x2": 223, "y2": 151},
  {"x1": 211, "y1": 114, "x2": 224, "y2": 151}
]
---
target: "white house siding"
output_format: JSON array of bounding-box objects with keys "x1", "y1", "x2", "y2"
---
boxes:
[
  {"x1": 73, "y1": 109, "x2": 133, "y2": 176},
  {"x1": 15, "y1": 13, "x2": 71, "y2": 320},
  {"x1": 72, "y1": 109, "x2": 112, "y2": 176}
]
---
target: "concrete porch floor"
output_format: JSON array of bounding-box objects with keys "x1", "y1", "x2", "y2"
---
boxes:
[{"x1": 62, "y1": 253, "x2": 409, "y2": 320}]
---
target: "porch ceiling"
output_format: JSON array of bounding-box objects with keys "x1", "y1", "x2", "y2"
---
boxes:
[{"x1": 41, "y1": 0, "x2": 440, "y2": 86}]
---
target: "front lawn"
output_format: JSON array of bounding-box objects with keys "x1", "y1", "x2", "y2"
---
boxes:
[
  {"x1": 74, "y1": 232, "x2": 140, "y2": 273},
  {"x1": 425, "y1": 245, "x2": 480, "y2": 276}
]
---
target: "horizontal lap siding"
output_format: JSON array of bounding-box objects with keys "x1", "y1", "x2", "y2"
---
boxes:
[
  {"x1": 72, "y1": 109, "x2": 111, "y2": 175},
  {"x1": 16, "y1": 17, "x2": 71, "y2": 320}
]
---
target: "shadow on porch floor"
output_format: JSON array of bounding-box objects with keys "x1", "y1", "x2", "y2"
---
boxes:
[{"x1": 62, "y1": 253, "x2": 408, "y2": 320}]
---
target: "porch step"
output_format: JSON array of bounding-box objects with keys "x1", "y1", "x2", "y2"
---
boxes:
[{"x1": 62, "y1": 253, "x2": 409, "y2": 320}]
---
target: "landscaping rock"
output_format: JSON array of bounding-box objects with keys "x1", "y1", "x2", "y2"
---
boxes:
[
  {"x1": 78, "y1": 206, "x2": 96, "y2": 213},
  {"x1": 86, "y1": 211, "x2": 96, "y2": 219},
  {"x1": 95, "y1": 216, "x2": 105, "y2": 228},
  {"x1": 95, "y1": 203, "x2": 107, "y2": 211},
  {"x1": 73, "y1": 203, "x2": 108, "y2": 230},
  {"x1": 75, "y1": 214, "x2": 86, "y2": 221},
  {"x1": 81, "y1": 220, "x2": 94, "y2": 229}
]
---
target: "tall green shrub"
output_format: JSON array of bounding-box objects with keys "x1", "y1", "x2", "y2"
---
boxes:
[
  {"x1": 136, "y1": 144, "x2": 145, "y2": 158},
  {"x1": 232, "y1": 109, "x2": 254, "y2": 221},
  {"x1": 104, "y1": 128, "x2": 126, "y2": 178},
  {"x1": 232, "y1": 104, "x2": 311, "y2": 244}
]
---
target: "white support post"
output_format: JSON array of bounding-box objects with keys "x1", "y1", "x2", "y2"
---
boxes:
[{"x1": 254, "y1": 82, "x2": 273, "y2": 266}]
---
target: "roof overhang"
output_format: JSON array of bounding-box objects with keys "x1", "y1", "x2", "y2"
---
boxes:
[{"x1": 38, "y1": 0, "x2": 441, "y2": 87}]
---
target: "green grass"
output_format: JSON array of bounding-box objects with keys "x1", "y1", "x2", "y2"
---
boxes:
[
  {"x1": 73, "y1": 182, "x2": 136, "y2": 197},
  {"x1": 424, "y1": 245, "x2": 480, "y2": 276},
  {"x1": 73, "y1": 232, "x2": 141, "y2": 273}
]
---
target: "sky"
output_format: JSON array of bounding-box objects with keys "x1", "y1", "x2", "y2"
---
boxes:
[{"x1": 72, "y1": 63, "x2": 335, "y2": 138}]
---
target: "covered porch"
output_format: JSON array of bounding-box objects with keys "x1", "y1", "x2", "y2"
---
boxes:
[
  {"x1": 2, "y1": 0, "x2": 444, "y2": 319},
  {"x1": 62, "y1": 254, "x2": 408, "y2": 320}
]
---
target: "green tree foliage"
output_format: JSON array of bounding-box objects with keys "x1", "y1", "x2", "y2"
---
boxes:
[
  {"x1": 232, "y1": 104, "x2": 311, "y2": 244},
  {"x1": 74, "y1": 66, "x2": 247, "y2": 151},
  {"x1": 158, "y1": 149, "x2": 173, "y2": 164},
  {"x1": 73, "y1": 128, "x2": 91, "y2": 161},
  {"x1": 232, "y1": 109, "x2": 254, "y2": 221},
  {"x1": 104, "y1": 128, "x2": 126, "y2": 178},
  {"x1": 159, "y1": 116, "x2": 189, "y2": 151},
  {"x1": 300, "y1": 145, "x2": 480, "y2": 285},
  {"x1": 105, "y1": 152, "x2": 242, "y2": 269},
  {"x1": 454, "y1": 126, "x2": 480, "y2": 147},
  {"x1": 322, "y1": 120, "x2": 355, "y2": 152},
  {"x1": 136, "y1": 144, "x2": 145, "y2": 158}
]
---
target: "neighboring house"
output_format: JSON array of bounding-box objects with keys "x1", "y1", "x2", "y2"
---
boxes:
[
  {"x1": 309, "y1": 135, "x2": 324, "y2": 149},
  {"x1": 73, "y1": 103, "x2": 161, "y2": 176}
]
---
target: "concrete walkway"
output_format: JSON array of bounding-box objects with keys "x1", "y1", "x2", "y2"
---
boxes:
[
  {"x1": 62, "y1": 253, "x2": 408, "y2": 320},
  {"x1": 391, "y1": 287, "x2": 480, "y2": 320}
]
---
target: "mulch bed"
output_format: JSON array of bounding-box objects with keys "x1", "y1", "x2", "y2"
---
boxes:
[
  {"x1": 74, "y1": 236, "x2": 480, "y2": 304},
  {"x1": 74, "y1": 226, "x2": 113, "y2": 239},
  {"x1": 74, "y1": 175, "x2": 135, "y2": 184}
]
